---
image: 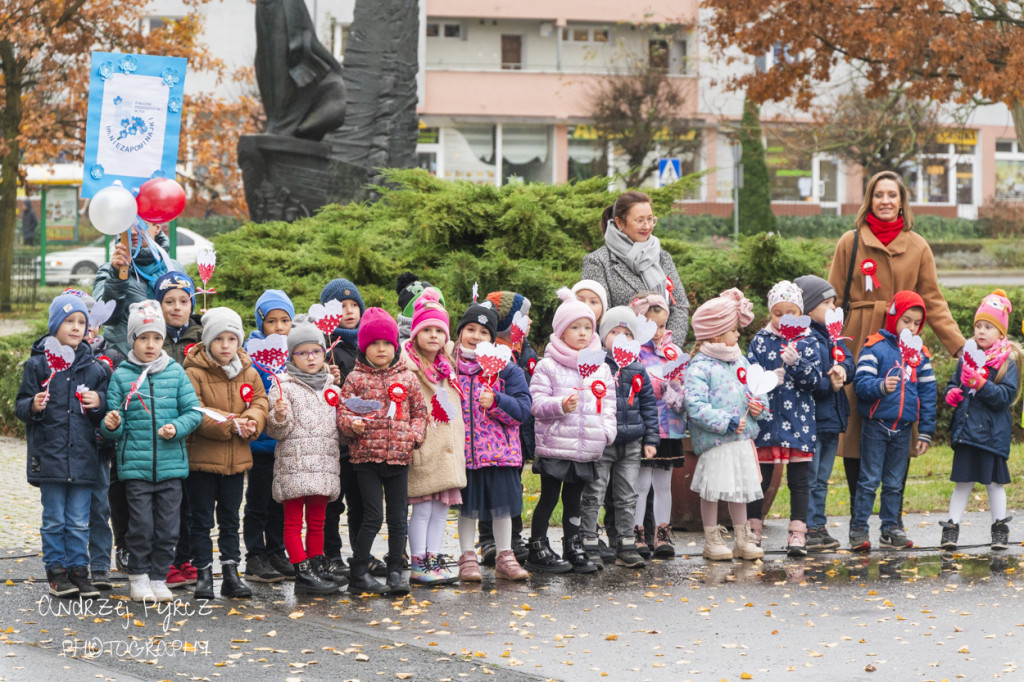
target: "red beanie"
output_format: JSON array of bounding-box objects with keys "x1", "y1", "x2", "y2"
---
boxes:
[{"x1": 884, "y1": 291, "x2": 927, "y2": 335}]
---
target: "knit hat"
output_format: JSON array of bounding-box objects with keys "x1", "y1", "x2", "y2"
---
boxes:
[
  {"x1": 396, "y1": 272, "x2": 444, "y2": 317},
  {"x1": 154, "y1": 272, "x2": 196, "y2": 309},
  {"x1": 571, "y1": 279, "x2": 609, "y2": 319},
  {"x1": 127, "y1": 300, "x2": 166, "y2": 341},
  {"x1": 884, "y1": 291, "x2": 927, "y2": 335},
  {"x1": 456, "y1": 301, "x2": 498, "y2": 341},
  {"x1": 552, "y1": 287, "x2": 597, "y2": 339},
  {"x1": 254, "y1": 289, "x2": 295, "y2": 331},
  {"x1": 485, "y1": 291, "x2": 532, "y2": 337},
  {"x1": 201, "y1": 307, "x2": 245, "y2": 347},
  {"x1": 794, "y1": 275, "x2": 836, "y2": 315},
  {"x1": 287, "y1": 322, "x2": 326, "y2": 354},
  {"x1": 410, "y1": 289, "x2": 450, "y2": 343},
  {"x1": 600, "y1": 306, "x2": 639, "y2": 341},
  {"x1": 320, "y1": 278, "x2": 365, "y2": 313},
  {"x1": 767, "y1": 280, "x2": 804, "y2": 313},
  {"x1": 975, "y1": 289, "x2": 1012, "y2": 336},
  {"x1": 691, "y1": 288, "x2": 755, "y2": 340},
  {"x1": 629, "y1": 292, "x2": 669, "y2": 319},
  {"x1": 48, "y1": 292, "x2": 89, "y2": 336},
  {"x1": 358, "y1": 307, "x2": 399, "y2": 353}
]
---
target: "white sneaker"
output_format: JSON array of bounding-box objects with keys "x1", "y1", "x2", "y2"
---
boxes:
[
  {"x1": 129, "y1": 574, "x2": 154, "y2": 602},
  {"x1": 149, "y1": 579, "x2": 174, "y2": 602}
]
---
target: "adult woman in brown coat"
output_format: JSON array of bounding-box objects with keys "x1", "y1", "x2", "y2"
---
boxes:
[{"x1": 828, "y1": 171, "x2": 965, "y2": 510}]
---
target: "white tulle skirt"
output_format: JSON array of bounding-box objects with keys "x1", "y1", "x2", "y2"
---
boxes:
[{"x1": 690, "y1": 439, "x2": 764, "y2": 503}]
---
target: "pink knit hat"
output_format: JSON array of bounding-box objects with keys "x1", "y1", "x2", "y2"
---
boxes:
[
  {"x1": 975, "y1": 288, "x2": 1012, "y2": 336},
  {"x1": 691, "y1": 288, "x2": 755, "y2": 340},
  {"x1": 357, "y1": 307, "x2": 399, "y2": 353},
  {"x1": 552, "y1": 287, "x2": 597, "y2": 338},
  {"x1": 630, "y1": 292, "x2": 669, "y2": 318},
  {"x1": 410, "y1": 289, "x2": 450, "y2": 342}
]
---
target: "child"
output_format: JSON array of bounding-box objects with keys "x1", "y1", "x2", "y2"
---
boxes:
[
  {"x1": 337, "y1": 308, "x2": 427, "y2": 595},
  {"x1": 184, "y1": 307, "x2": 269, "y2": 599},
  {"x1": 572, "y1": 279, "x2": 608, "y2": 325},
  {"x1": 453, "y1": 302, "x2": 532, "y2": 582},
  {"x1": 395, "y1": 272, "x2": 446, "y2": 345},
  {"x1": 850, "y1": 291, "x2": 936, "y2": 551},
  {"x1": 403, "y1": 291, "x2": 466, "y2": 585},
  {"x1": 630, "y1": 292, "x2": 685, "y2": 558},
  {"x1": 683, "y1": 288, "x2": 766, "y2": 561},
  {"x1": 939, "y1": 290, "x2": 1022, "y2": 550},
  {"x1": 745, "y1": 281, "x2": 824, "y2": 556},
  {"x1": 529, "y1": 288, "x2": 617, "y2": 574},
  {"x1": 795, "y1": 275, "x2": 854, "y2": 552},
  {"x1": 266, "y1": 323, "x2": 345, "y2": 595},
  {"x1": 320, "y1": 278, "x2": 366, "y2": 579},
  {"x1": 16, "y1": 292, "x2": 109, "y2": 597},
  {"x1": 101, "y1": 301, "x2": 202, "y2": 601},
  {"x1": 581, "y1": 306, "x2": 658, "y2": 568},
  {"x1": 243, "y1": 290, "x2": 294, "y2": 584}
]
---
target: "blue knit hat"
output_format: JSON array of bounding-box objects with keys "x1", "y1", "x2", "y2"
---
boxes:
[
  {"x1": 48, "y1": 293, "x2": 89, "y2": 336},
  {"x1": 254, "y1": 289, "x2": 295, "y2": 332},
  {"x1": 320, "y1": 278, "x2": 365, "y2": 313},
  {"x1": 154, "y1": 272, "x2": 196, "y2": 310}
]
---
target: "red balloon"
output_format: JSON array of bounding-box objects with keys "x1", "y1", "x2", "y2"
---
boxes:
[{"x1": 136, "y1": 178, "x2": 186, "y2": 223}]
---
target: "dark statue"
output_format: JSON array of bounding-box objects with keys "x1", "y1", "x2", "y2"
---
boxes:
[{"x1": 239, "y1": 0, "x2": 419, "y2": 223}]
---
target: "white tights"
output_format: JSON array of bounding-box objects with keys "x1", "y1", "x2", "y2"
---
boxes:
[
  {"x1": 409, "y1": 500, "x2": 450, "y2": 557},
  {"x1": 947, "y1": 481, "x2": 1007, "y2": 524},
  {"x1": 634, "y1": 467, "x2": 673, "y2": 526},
  {"x1": 459, "y1": 514, "x2": 512, "y2": 555},
  {"x1": 700, "y1": 498, "x2": 748, "y2": 528}
]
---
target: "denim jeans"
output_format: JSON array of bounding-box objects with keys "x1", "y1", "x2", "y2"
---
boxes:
[
  {"x1": 89, "y1": 458, "x2": 113, "y2": 571},
  {"x1": 40, "y1": 483, "x2": 92, "y2": 571},
  {"x1": 243, "y1": 450, "x2": 285, "y2": 559},
  {"x1": 807, "y1": 433, "x2": 841, "y2": 530},
  {"x1": 851, "y1": 419, "x2": 912, "y2": 532},
  {"x1": 188, "y1": 471, "x2": 244, "y2": 568},
  {"x1": 581, "y1": 441, "x2": 641, "y2": 544}
]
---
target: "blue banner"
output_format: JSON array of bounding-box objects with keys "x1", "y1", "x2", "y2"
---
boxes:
[{"x1": 82, "y1": 52, "x2": 187, "y2": 198}]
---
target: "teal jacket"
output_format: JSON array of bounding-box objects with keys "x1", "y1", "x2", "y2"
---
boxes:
[{"x1": 101, "y1": 355, "x2": 202, "y2": 482}]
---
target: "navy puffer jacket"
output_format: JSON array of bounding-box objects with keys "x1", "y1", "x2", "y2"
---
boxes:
[
  {"x1": 946, "y1": 357, "x2": 1019, "y2": 460},
  {"x1": 603, "y1": 353, "x2": 659, "y2": 447}
]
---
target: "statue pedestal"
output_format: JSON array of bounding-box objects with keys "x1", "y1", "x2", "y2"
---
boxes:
[{"x1": 238, "y1": 134, "x2": 370, "y2": 223}]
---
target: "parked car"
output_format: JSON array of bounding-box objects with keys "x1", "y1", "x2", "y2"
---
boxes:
[{"x1": 37, "y1": 228, "x2": 214, "y2": 285}]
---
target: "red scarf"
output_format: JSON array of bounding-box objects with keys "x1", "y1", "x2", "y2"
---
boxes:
[{"x1": 865, "y1": 214, "x2": 904, "y2": 246}]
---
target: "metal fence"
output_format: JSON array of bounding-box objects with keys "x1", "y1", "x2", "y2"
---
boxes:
[{"x1": 11, "y1": 256, "x2": 38, "y2": 310}]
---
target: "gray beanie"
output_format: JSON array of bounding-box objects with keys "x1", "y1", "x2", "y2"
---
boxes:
[
  {"x1": 127, "y1": 300, "x2": 165, "y2": 341},
  {"x1": 794, "y1": 275, "x2": 838, "y2": 316},
  {"x1": 599, "y1": 306, "x2": 639, "y2": 341},
  {"x1": 287, "y1": 323, "x2": 326, "y2": 354},
  {"x1": 201, "y1": 307, "x2": 244, "y2": 348}
]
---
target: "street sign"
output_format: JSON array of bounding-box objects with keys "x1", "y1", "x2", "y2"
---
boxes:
[{"x1": 658, "y1": 158, "x2": 681, "y2": 187}]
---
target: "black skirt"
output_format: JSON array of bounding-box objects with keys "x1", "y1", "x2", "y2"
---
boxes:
[
  {"x1": 949, "y1": 444, "x2": 1010, "y2": 485},
  {"x1": 531, "y1": 457, "x2": 597, "y2": 483},
  {"x1": 640, "y1": 438, "x2": 685, "y2": 470},
  {"x1": 460, "y1": 467, "x2": 523, "y2": 521}
]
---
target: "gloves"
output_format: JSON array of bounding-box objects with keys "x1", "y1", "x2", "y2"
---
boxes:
[
  {"x1": 662, "y1": 380, "x2": 685, "y2": 411},
  {"x1": 781, "y1": 344, "x2": 800, "y2": 367},
  {"x1": 945, "y1": 387, "x2": 964, "y2": 407},
  {"x1": 961, "y1": 364, "x2": 987, "y2": 391}
]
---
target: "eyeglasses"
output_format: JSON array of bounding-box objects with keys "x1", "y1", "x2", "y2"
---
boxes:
[
  {"x1": 630, "y1": 216, "x2": 659, "y2": 227},
  {"x1": 293, "y1": 348, "x2": 325, "y2": 359}
]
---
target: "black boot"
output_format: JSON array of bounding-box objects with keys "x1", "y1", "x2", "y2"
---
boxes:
[
  {"x1": 524, "y1": 537, "x2": 572, "y2": 574},
  {"x1": 67, "y1": 566, "x2": 100, "y2": 598},
  {"x1": 219, "y1": 563, "x2": 253, "y2": 598},
  {"x1": 562, "y1": 536, "x2": 599, "y2": 574},
  {"x1": 311, "y1": 555, "x2": 348, "y2": 588},
  {"x1": 992, "y1": 517, "x2": 1012, "y2": 550},
  {"x1": 347, "y1": 559, "x2": 389, "y2": 595},
  {"x1": 47, "y1": 567, "x2": 79, "y2": 598},
  {"x1": 386, "y1": 556, "x2": 410, "y2": 596},
  {"x1": 326, "y1": 556, "x2": 351, "y2": 580},
  {"x1": 939, "y1": 520, "x2": 959, "y2": 550},
  {"x1": 293, "y1": 559, "x2": 339, "y2": 595},
  {"x1": 194, "y1": 566, "x2": 214, "y2": 600}
]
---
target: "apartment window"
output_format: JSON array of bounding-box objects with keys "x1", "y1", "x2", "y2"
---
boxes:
[
  {"x1": 562, "y1": 26, "x2": 610, "y2": 42},
  {"x1": 995, "y1": 139, "x2": 1024, "y2": 200},
  {"x1": 140, "y1": 15, "x2": 183, "y2": 34},
  {"x1": 765, "y1": 129, "x2": 813, "y2": 201},
  {"x1": 426, "y1": 22, "x2": 462, "y2": 39}
]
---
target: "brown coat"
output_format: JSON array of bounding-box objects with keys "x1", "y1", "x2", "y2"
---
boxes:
[
  {"x1": 183, "y1": 344, "x2": 268, "y2": 475},
  {"x1": 828, "y1": 224, "x2": 965, "y2": 458},
  {"x1": 404, "y1": 353, "x2": 467, "y2": 498}
]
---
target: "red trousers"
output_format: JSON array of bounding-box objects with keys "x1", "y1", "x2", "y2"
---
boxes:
[{"x1": 282, "y1": 496, "x2": 328, "y2": 564}]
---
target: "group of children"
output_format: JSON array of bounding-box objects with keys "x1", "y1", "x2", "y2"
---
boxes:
[{"x1": 17, "y1": 257, "x2": 1022, "y2": 601}]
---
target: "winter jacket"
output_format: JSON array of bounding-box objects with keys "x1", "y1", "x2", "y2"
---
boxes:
[
  {"x1": 636, "y1": 340, "x2": 686, "y2": 439},
  {"x1": 404, "y1": 353, "x2": 467, "y2": 498},
  {"x1": 183, "y1": 344, "x2": 268, "y2": 474},
  {"x1": 266, "y1": 373, "x2": 342, "y2": 502},
  {"x1": 327, "y1": 328, "x2": 360, "y2": 461},
  {"x1": 746, "y1": 328, "x2": 824, "y2": 453},
  {"x1": 531, "y1": 352, "x2": 617, "y2": 463},
  {"x1": 336, "y1": 358, "x2": 427, "y2": 466},
  {"x1": 945, "y1": 357, "x2": 1019, "y2": 460},
  {"x1": 457, "y1": 357, "x2": 532, "y2": 470},
  {"x1": 16, "y1": 337, "x2": 109, "y2": 487},
  {"x1": 853, "y1": 330, "x2": 937, "y2": 439},
  {"x1": 683, "y1": 352, "x2": 768, "y2": 455},
  {"x1": 100, "y1": 357, "x2": 202, "y2": 482},
  {"x1": 517, "y1": 338, "x2": 539, "y2": 461},
  {"x1": 245, "y1": 330, "x2": 281, "y2": 458},
  {"x1": 603, "y1": 352, "x2": 659, "y2": 447},
  {"x1": 163, "y1": 314, "x2": 203, "y2": 366},
  {"x1": 89, "y1": 334, "x2": 123, "y2": 464},
  {"x1": 806, "y1": 320, "x2": 854, "y2": 435}
]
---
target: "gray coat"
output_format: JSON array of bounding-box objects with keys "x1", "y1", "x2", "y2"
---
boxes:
[{"x1": 581, "y1": 245, "x2": 689, "y2": 343}]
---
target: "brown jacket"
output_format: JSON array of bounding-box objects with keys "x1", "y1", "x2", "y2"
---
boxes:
[
  {"x1": 828, "y1": 224, "x2": 965, "y2": 458},
  {"x1": 183, "y1": 344, "x2": 268, "y2": 475},
  {"x1": 404, "y1": 353, "x2": 467, "y2": 498}
]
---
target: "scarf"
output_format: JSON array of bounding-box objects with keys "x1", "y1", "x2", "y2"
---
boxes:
[
  {"x1": 334, "y1": 326, "x2": 359, "y2": 348},
  {"x1": 207, "y1": 349, "x2": 243, "y2": 379},
  {"x1": 166, "y1": 322, "x2": 189, "y2": 344},
  {"x1": 984, "y1": 337, "x2": 1012, "y2": 371},
  {"x1": 127, "y1": 349, "x2": 171, "y2": 375},
  {"x1": 603, "y1": 222, "x2": 668, "y2": 297},
  {"x1": 285, "y1": 361, "x2": 331, "y2": 392},
  {"x1": 404, "y1": 339, "x2": 454, "y2": 385},
  {"x1": 699, "y1": 342, "x2": 743, "y2": 363},
  {"x1": 865, "y1": 214, "x2": 904, "y2": 247},
  {"x1": 545, "y1": 332, "x2": 601, "y2": 369},
  {"x1": 456, "y1": 346, "x2": 480, "y2": 375}
]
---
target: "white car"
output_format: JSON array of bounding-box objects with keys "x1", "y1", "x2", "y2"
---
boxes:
[{"x1": 38, "y1": 227, "x2": 214, "y2": 285}]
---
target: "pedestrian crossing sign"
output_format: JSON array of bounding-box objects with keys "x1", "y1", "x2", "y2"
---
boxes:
[{"x1": 658, "y1": 159, "x2": 681, "y2": 187}]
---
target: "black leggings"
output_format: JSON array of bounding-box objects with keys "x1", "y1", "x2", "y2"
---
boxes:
[
  {"x1": 531, "y1": 473, "x2": 585, "y2": 541},
  {"x1": 747, "y1": 461, "x2": 810, "y2": 522},
  {"x1": 844, "y1": 457, "x2": 860, "y2": 513}
]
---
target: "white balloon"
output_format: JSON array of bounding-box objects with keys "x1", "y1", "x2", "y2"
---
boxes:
[{"x1": 88, "y1": 185, "x2": 137, "y2": 235}]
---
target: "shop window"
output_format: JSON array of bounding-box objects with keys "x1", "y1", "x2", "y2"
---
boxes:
[
  {"x1": 922, "y1": 159, "x2": 950, "y2": 203},
  {"x1": 443, "y1": 124, "x2": 496, "y2": 185},
  {"x1": 765, "y1": 129, "x2": 813, "y2": 201},
  {"x1": 995, "y1": 139, "x2": 1024, "y2": 200},
  {"x1": 503, "y1": 125, "x2": 552, "y2": 184}
]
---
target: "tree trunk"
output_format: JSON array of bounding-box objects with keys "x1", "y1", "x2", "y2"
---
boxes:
[
  {"x1": 1012, "y1": 99, "x2": 1024, "y2": 154},
  {"x1": 0, "y1": 42, "x2": 24, "y2": 313}
]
